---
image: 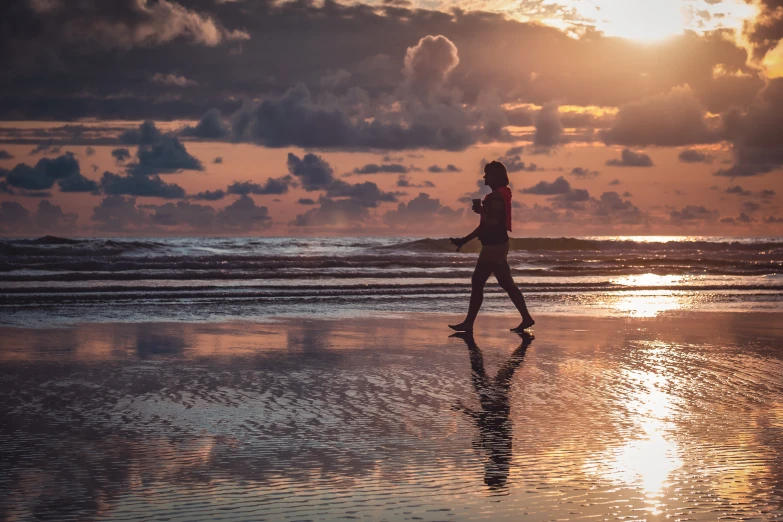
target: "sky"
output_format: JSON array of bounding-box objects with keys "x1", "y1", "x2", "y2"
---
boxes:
[{"x1": 0, "y1": 0, "x2": 782, "y2": 236}]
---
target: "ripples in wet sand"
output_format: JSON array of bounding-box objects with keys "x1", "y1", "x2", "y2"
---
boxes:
[{"x1": 1, "y1": 313, "x2": 782, "y2": 521}]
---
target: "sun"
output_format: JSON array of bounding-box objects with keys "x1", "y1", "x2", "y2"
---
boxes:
[{"x1": 577, "y1": 0, "x2": 689, "y2": 42}]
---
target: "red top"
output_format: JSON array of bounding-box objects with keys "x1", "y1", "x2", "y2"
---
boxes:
[{"x1": 482, "y1": 186, "x2": 513, "y2": 232}]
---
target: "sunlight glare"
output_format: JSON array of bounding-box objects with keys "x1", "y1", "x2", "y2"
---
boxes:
[
  {"x1": 612, "y1": 292, "x2": 684, "y2": 318},
  {"x1": 573, "y1": 0, "x2": 687, "y2": 42}
]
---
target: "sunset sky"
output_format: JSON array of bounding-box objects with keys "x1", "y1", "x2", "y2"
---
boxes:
[{"x1": 1, "y1": 0, "x2": 782, "y2": 236}]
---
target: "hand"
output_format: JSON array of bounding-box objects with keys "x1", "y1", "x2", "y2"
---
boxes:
[
  {"x1": 450, "y1": 237, "x2": 467, "y2": 252},
  {"x1": 471, "y1": 201, "x2": 482, "y2": 214}
]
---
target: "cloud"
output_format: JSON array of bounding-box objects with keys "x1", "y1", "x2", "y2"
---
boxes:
[
  {"x1": 226, "y1": 176, "x2": 295, "y2": 195},
  {"x1": 669, "y1": 205, "x2": 720, "y2": 224},
  {"x1": 609, "y1": 179, "x2": 621, "y2": 185},
  {"x1": 151, "y1": 73, "x2": 197, "y2": 87},
  {"x1": 570, "y1": 167, "x2": 600, "y2": 178},
  {"x1": 0, "y1": 201, "x2": 32, "y2": 230},
  {"x1": 397, "y1": 175, "x2": 435, "y2": 187},
  {"x1": 213, "y1": 157, "x2": 223, "y2": 164},
  {"x1": 606, "y1": 148, "x2": 654, "y2": 167},
  {"x1": 725, "y1": 185, "x2": 752, "y2": 196},
  {"x1": 716, "y1": 78, "x2": 783, "y2": 177},
  {"x1": 150, "y1": 201, "x2": 215, "y2": 229},
  {"x1": 192, "y1": 189, "x2": 226, "y2": 201},
  {"x1": 112, "y1": 148, "x2": 131, "y2": 163},
  {"x1": 128, "y1": 135, "x2": 203, "y2": 175},
  {"x1": 521, "y1": 176, "x2": 571, "y2": 195},
  {"x1": 286, "y1": 152, "x2": 336, "y2": 191},
  {"x1": 92, "y1": 195, "x2": 149, "y2": 232},
  {"x1": 679, "y1": 149, "x2": 714, "y2": 163},
  {"x1": 292, "y1": 197, "x2": 371, "y2": 227},
  {"x1": 180, "y1": 108, "x2": 230, "y2": 139},
  {"x1": 5, "y1": 0, "x2": 247, "y2": 61},
  {"x1": 325, "y1": 180, "x2": 398, "y2": 207},
  {"x1": 743, "y1": 0, "x2": 783, "y2": 61},
  {"x1": 383, "y1": 192, "x2": 462, "y2": 228},
  {"x1": 34, "y1": 200, "x2": 77, "y2": 231},
  {"x1": 4, "y1": 152, "x2": 96, "y2": 192},
  {"x1": 216, "y1": 195, "x2": 272, "y2": 229},
  {"x1": 353, "y1": 163, "x2": 409, "y2": 174},
  {"x1": 402, "y1": 35, "x2": 459, "y2": 100},
  {"x1": 482, "y1": 148, "x2": 540, "y2": 174},
  {"x1": 101, "y1": 171, "x2": 186, "y2": 199},
  {"x1": 760, "y1": 189, "x2": 777, "y2": 198},
  {"x1": 119, "y1": 121, "x2": 163, "y2": 146},
  {"x1": 533, "y1": 103, "x2": 564, "y2": 148},
  {"x1": 427, "y1": 164, "x2": 461, "y2": 173},
  {"x1": 85, "y1": 147, "x2": 95, "y2": 156},
  {"x1": 298, "y1": 198, "x2": 316, "y2": 205},
  {"x1": 29, "y1": 142, "x2": 61, "y2": 155},
  {"x1": 600, "y1": 86, "x2": 719, "y2": 146},
  {"x1": 0, "y1": 150, "x2": 13, "y2": 159}
]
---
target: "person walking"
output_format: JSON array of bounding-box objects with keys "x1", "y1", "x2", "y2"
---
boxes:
[{"x1": 449, "y1": 161, "x2": 535, "y2": 332}]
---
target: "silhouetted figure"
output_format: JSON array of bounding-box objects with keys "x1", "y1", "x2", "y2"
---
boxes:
[
  {"x1": 452, "y1": 331, "x2": 533, "y2": 490},
  {"x1": 449, "y1": 161, "x2": 535, "y2": 332}
]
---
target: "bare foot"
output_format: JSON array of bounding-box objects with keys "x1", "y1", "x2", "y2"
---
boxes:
[
  {"x1": 510, "y1": 317, "x2": 535, "y2": 331},
  {"x1": 449, "y1": 322, "x2": 473, "y2": 332}
]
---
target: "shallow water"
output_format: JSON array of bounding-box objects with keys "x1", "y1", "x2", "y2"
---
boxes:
[{"x1": 1, "y1": 313, "x2": 782, "y2": 521}]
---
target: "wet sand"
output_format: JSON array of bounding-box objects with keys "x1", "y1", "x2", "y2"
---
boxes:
[{"x1": 1, "y1": 312, "x2": 782, "y2": 521}]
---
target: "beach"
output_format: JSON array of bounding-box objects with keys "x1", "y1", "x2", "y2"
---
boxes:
[{"x1": 2, "y1": 312, "x2": 782, "y2": 521}]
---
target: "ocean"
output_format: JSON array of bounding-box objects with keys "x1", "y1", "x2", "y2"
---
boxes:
[{"x1": 1, "y1": 235, "x2": 781, "y2": 326}]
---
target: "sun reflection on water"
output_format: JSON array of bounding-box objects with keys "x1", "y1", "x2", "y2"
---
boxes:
[
  {"x1": 585, "y1": 346, "x2": 683, "y2": 512},
  {"x1": 612, "y1": 292, "x2": 686, "y2": 318}
]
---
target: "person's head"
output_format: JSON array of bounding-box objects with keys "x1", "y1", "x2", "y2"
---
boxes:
[{"x1": 483, "y1": 161, "x2": 509, "y2": 189}]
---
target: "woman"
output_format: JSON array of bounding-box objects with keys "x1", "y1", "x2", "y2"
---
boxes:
[{"x1": 449, "y1": 160, "x2": 535, "y2": 332}]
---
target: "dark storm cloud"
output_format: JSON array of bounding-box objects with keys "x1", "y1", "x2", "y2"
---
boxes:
[
  {"x1": 521, "y1": 176, "x2": 571, "y2": 195},
  {"x1": 112, "y1": 148, "x2": 131, "y2": 163},
  {"x1": 679, "y1": 149, "x2": 714, "y2": 163},
  {"x1": 715, "y1": 78, "x2": 783, "y2": 177},
  {"x1": 35, "y1": 200, "x2": 78, "y2": 231},
  {"x1": 2, "y1": 0, "x2": 247, "y2": 64},
  {"x1": 606, "y1": 149, "x2": 654, "y2": 167},
  {"x1": 227, "y1": 176, "x2": 295, "y2": 196},
  {"x1": 101, "y1": 171, "x2": 187, "y2": 199},
  {"x1": 353, "y1": 163, "x2": 410, "y2": 174},
  {"x1": 286, "y1": 152, "x2": 336, "y2": 191},
  {"x1": 0, "y1": 150, "x2": 13, "y2": 159},
  {"x1": 427, "y1": 164, "x2": 461, "y2": 173},
  {"x1": 0, "y1": 2, "x2": 764, "y2": 124},
  {"x1": 383, "y1": 192, "x2": 462, "y2": 228},
  {"x1": 228, "y1": 80, "x2": 481, "y2": 151}
]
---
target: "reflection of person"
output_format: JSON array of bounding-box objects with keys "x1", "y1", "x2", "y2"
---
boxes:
[
  {"x1": 452, "y1": 331, "x2": 533, "y2": 490},
  {"x1": 449, "y1": 161, "x2": 535, "y2": 333}
]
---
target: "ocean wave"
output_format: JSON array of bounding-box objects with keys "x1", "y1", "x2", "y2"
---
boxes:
[{"x1": 384, "y1": 237, "x2": 783, "y2": 253}]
